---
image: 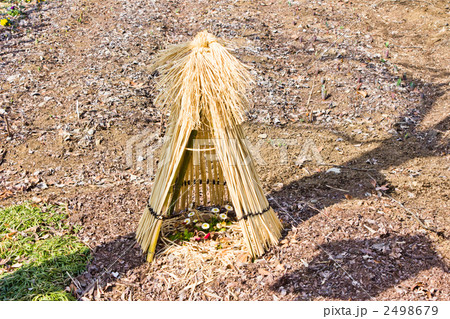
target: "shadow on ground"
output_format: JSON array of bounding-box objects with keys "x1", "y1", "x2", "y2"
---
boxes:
[
  {"x1": 74, "y1": 232, "x2": 145, "y2": 299},
  {"x1": 267, "y1": 78, "x2": 448, "y2": 228},
  {"x1": 271, "y1": 234, "x2": 449, "y2": 300},
  {"x1": 0, "y1": 248, "x2": 90, "y2": 301}
]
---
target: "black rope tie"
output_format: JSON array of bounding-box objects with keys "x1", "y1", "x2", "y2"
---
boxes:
[
  {"x1": 146, "y1": 204, "x2": 164, "y2": 220},
  {"x1": 148, "y1": 203, "x2": 271, "y2": 222},
  {"x1": 237, "y1": 206, "x2": 271, "y2": 221},
  {"x1": 179, "y1": 179, "x2": 227, "y2": 186}
]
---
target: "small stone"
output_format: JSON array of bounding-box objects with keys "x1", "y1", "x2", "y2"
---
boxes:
[
  {"x1": 36, "y1": 182, "x2": 48, "y2": 190},
  {"x1": 6, "y1": 74, "x2": 19, "y2": 82},
  {"x1": 326, "y1": 167, "x2": 341, "y2": 174},
  {"x1": 31, "y1": 196, "x2": 42, "y2": 203},
  {"x1": 274, "y1": 182, "x2": 284, "y2": 191},
  {"x1": 258, "y1": 133, "x2": 268, "y2": 139}
]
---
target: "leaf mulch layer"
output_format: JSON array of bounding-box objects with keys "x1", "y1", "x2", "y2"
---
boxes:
[{"x1": 0, "y1": 0, "x2": 449, "y2": 300}]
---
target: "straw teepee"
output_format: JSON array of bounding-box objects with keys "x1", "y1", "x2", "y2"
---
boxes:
[{"x1": 136, "y1": 31, "x2": 283, "y2": 262}]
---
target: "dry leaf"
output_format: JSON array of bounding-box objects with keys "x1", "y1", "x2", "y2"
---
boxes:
[
  {"x1": 376, "y1": 184, "x2": 390, "y2": 191},
  {"x1": 357, "y1": 90, "x2": 368, "y2": 98}
]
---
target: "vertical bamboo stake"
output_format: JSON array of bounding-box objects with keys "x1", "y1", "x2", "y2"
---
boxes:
[
  {"x1": 195, "y1": 163, "x2": 200, "y2": 207},
  {"x1": 200, "y1": 142, "x2": 207, "y2": 206},
  {"x1": 180, "y1": 179, "x2": 186, "y2": 210},
  {"x1": 185, "y1": 162, "x2": 190, "y2": 209},
  {"x1": 211, "y1": 131, "x2": 219, "y2": 206},
  {"x1": 188, "y1": 159, "x2": 193, "y2": 208},
  {"x1": 206, "y1": 132, "x2": 214, "y2": 205},
  {"x1": 167, "y1": 130, "x2": 198, "y2": 216},
  {"x1": 215, "y1": 162, "x2": 223, "y2": 206},
  {"x1": 146, "y1": 219, "x2": 163, "y2": 262}
]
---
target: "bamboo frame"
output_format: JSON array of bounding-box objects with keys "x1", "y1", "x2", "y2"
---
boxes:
[{"x1": 136, "y1": 31, "x2": 283, "y2": 262}]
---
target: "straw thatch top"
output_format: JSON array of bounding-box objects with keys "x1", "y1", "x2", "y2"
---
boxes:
[{"x1": 151, "y1": 31, "x2": 253, "y2": 129}]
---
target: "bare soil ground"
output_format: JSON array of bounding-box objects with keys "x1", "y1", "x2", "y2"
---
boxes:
[{"x1": 1, "y1": 0, "x2": 449, "y2": 300}]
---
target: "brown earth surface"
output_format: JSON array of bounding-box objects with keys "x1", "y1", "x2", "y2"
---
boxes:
[{"x1": 0, "y1": 0, "x2": 449, "y2": 300}]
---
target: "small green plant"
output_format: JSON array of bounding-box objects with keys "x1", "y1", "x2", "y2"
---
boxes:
[
  {"x1": 167, "y1": 207, "x2": 232, "y2": 244},
  {"x1": 168, "y1": 229, "x2": 194, "y2": 242},
  {"x1": 385, "y1": 41, "x2": 390, "y2": 48},
  {"x1": 7, "y1": 5, "x2": 23, "y2": 17},
  {"x1": 396, "y1": 78, "x2": 402, "y2": 86}
]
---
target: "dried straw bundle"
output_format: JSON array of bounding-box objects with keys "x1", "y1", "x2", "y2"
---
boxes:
[{"x1": 136, "y1": 31, "x2": 283, "y2": 262}]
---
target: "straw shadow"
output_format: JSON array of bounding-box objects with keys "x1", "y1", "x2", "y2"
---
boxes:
[{"x1": 271, "y1": 234, "x2": 449, "y2": 300}]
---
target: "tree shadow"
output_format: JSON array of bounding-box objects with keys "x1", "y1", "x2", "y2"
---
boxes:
[
  {"x1": 73, "y1": 233, "x2": 145, "y2": 299},
  {"x1": 0, "y1": 248, "x2": 90, "y2": 301},
  {"x1": 271, "y1": 234, "x2": 449, "y2": 300},
  {"x1": 267, "y1": 78, "x2": 448, "y2": 226}
]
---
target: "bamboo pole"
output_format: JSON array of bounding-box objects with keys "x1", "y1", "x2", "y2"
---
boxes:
[
  {"x1": 168, "y1": 130, "x2": 198, "y2": 216},
  {"x1": 206, "y1": 131, "x2": 214, "y2": 206},
  {"x1": 195, "y1": 161, "x2": 200, "y2": 208}
]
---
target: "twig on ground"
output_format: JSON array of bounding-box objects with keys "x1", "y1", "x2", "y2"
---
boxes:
[
  {"x1": 1, "y1": 109, "x2": 12, "y2": 137},
  {"x1": 326, "y1": 185, "x2": 350, "y2": 192},
  {"x1": 306, "y1": 79, "x2": 315, "y2": 122},
  {"x1": 0, "y1": 149, "x2": 5, "y2": 165},
  {"x1": 76, "y1": 100, "x2": 80, "y2": 119},
  {"x1": 319, "y1": 163, "x2": 378, "y2": 172},
  {"x1": 66, "y1": 271, "x2": 81, "y2": 290}
]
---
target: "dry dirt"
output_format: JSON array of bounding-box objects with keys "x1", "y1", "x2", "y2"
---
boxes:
[{"x1": 0, "y1": 0, "x2": 449, "y2": 300}]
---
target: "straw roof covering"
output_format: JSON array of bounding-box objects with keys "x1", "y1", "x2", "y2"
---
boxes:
[{"x1": 136, "y1": 31, "x2": 283, "y2": 262}]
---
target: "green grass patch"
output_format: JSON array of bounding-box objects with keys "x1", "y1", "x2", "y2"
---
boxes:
[{"x1": 0, "y1": 203, "x2": 90, "y2": 301}]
